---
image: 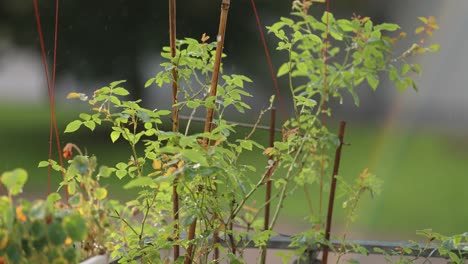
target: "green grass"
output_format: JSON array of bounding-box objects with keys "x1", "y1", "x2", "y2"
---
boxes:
[{"x1": 1, "y1": 103, "x2": 467, "y2": 240}]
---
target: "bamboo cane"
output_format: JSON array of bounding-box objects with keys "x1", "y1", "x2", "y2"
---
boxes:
[{"x1": 184, "y1": 1, "x2": 231, "y2": 263}]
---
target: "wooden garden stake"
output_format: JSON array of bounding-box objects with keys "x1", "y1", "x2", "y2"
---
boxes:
[
  {"x1": 322, "y1": 121, "x2": 347, "y2": 264},
  {"x1": 184, "y1": 1, "x2": 231, "y2": 263},
  {"x1": 260, "y1": 107, "x2": 276, "y2": 264},
  {"x1": 168, "y1": 0, "x2": 180, "y2": 260}
]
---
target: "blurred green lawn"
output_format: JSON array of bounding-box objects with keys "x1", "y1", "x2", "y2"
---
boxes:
[{"x1": 1, "y1": 103, "x2": 467, "y2": 240}]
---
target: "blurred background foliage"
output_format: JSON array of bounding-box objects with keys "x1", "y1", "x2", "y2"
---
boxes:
[{"x1": 0, "y1": 0, "x2": 467, "y2": 241}]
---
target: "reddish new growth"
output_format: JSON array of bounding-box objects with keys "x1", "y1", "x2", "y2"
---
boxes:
[{"x1": 62, "y1": 143, "x2": 83, "y2": 160}]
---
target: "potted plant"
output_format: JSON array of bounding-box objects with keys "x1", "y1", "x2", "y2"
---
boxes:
[{"x1": 0, "y1": 148, "x2": 112, "y2": 264}]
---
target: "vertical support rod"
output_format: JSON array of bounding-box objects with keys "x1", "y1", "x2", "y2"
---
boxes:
[
  {"x1": 185, "y1": 1, "x2": 230, "y2": 263},
  {"x1": 203, "y1": 0, "x2": 231, "y2": 140},
  {"x1": 322, "y1": 121, "x2": 347, "y2": 264},
  {"x1": 211, "y1": 1, "x2": 230, "y2": 260},
  {"x1": 169, "y1": 0, "x2": 180, "y2": 260},
  {"x1": 260, "y1": 107, "x2": 276, "y2": 264}
]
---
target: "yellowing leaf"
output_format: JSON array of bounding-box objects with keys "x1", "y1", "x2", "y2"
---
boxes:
[
  {"x1": 164, "y1": 167, "x2": 176, "y2": 176},
  {"x1": 201, "y1": 33, "x2": 210, "y2": 43},
  {"x1": 177, "y1": 160, "x2": 184, "y2": 169},
  {"x1": 152, "y1": 159, "x2": 162, "y2": 170},
  {"x1": 359, "y1": 168, "x2": 370, "y2": 181},
  {"x1": 64, "y1": 237, "x2": 73, "y2": 246},
  {"x1": 415, "y1": 27, "x2": 425, "y2": 34},
  {"x1": 95, "y1": 188, "x2": 108, "y2": 200},
  {"x1": 242, "y1": 205, "x2": 259, "y2": 214},
  {"x1": 16, "y1": 206, "x2": 27, "y2": 222},
  {"x1": 66, "y1": 92, "x2": 88, "y2": 101}
]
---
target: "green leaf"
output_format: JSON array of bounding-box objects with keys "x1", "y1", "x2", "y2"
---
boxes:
[
  {"x1": 337, "y1": 19, "x2": 354, "y2": 32},
  {"x1": 182, "y1": 149, "x2": 208, "y2": 166},
  {"x1": 68, "y1": 181, "x2": 76, "y2": 195},
  {"x1": 116, "y1": 170, "x2": 127, "y2": 179},
  {"x1": 112, "y1": 87, "x2": 130, "y2": 96},
  {"x1": 63, "y1": 247, "x2": 78, "y2": 263},
  {"x1": 401, "y1": 64, "x2": 411, "y2": 75},
  {"x1": 321, "y1": 11, "x2": 335, "y2": 24},
  {"x1": 239, "y1": 140, "x2": 253, "y2": 151},
  {"x1": 277, "y1": 63, "x2": 290, "y2": 77},
  {"x1": 64, "y1": 120, "x2": 82, "y2": 133},
  {"x1": 6, "y1": 243, "x2": 21, "y2": 263},
  {"x1": 116, "y1": 162, "x2": 128, "y2": 170},
  {"x1": 110, "y1": 80, "x2": 126, "y2": 88},
  {"x1": 110, "y1": 131, "x2": 121, "y2": 143},
  {"x1": 79, "y1": 113, "x2": 91, "y2": 121},
  {"x1": 31, "y1": 220, "x2": 46, "y2": 238},
  {"x1": 182, "y1": 214, "x2": 196, "y2": 226},
  {"x1": 98, "y1": 166, "x2": 114, "y2": 178},
  {"x1": 366, "y1": 74, "x2": 379, "y2": 90},
  {"x1": 411, "y1": 64, "x2": 422, "y2": 75},
  {"x1": 83, "y1": 121, "x2": 96, "y2": 131},
  {"x1": 374, "y1": 23, "x2": 400, "y2": 31},
  {"x1": 155, "y1": 110, "x2": 171, "y2": 116},
  {"x1": 30, "y1": 203, "x2": 47, "y2": 223},
  {"x1": 47, "y1": 193, "x2": 62, "y2": 203},
  {"x1": 205, "y1": 96, "x2": 216, "y2": 108},
  {"x1": 144, "y1": 77, "x2": 155, "y2": 88},
  {"x1": 144, "y1": 122, "x2": 152, "y2": 130},
  {"x1": 63, "y1": 215, "x2": 87, "y2": 241},
  {"x1": 69, "y1": 194, "x2": 82, "y2": 207},
  {"x1": 48, "y1": 222, "x2": 67, "y2": 246},
  {"x1": 0, "y1": 197, "x2": 13, "y2": 230},
  {"x1": 186, "y1": 100, "x2": 200, "y2": 108},
  {"x1": 124, "y1": 177, "x2": 155, "y2": 189},
  {"x1": 94, "y1": 188, "x2": 108, "y2": 200},
  {"x1": 38, "y1": 161, "x2": 50, "y2": 167},
  {"x1": 1, "y1": 168, "x2": 28, "y2": 195},
  {"x1": 428, "y1": 43, "x2": 440, "y2": 52}
]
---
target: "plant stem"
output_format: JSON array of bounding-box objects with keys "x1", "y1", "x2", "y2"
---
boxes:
[
  {"x1": 229, "y1": 160, "x2": 277, "y2": 222},
  {"x1": 111, "y1": 210, "x2": 139, "y2": 237},
  {"x1": 269, "y1": 140, "x2": 305, "y2": 230}
]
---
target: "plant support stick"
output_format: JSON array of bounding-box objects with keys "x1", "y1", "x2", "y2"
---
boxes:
[
  {"x1": 169, "y1": 0, "x2": 180, "y2": 260},
  {"x1": 322, "y1": 121, "x2": 347, "y2": 264},
  {"x1": 185, "y1": 1, "x2": 230, "y2": 263},
  {"x1": 260, "y1": 108, "x2": 276, "y2": 264}
]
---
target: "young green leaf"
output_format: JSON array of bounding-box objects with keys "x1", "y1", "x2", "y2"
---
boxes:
[
  {"x1": 1, "y1": 168, "x2": 28, "y2": 196},
  {"x1": 64, "y1": 120, "x2": 82, "y2": 133}
]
